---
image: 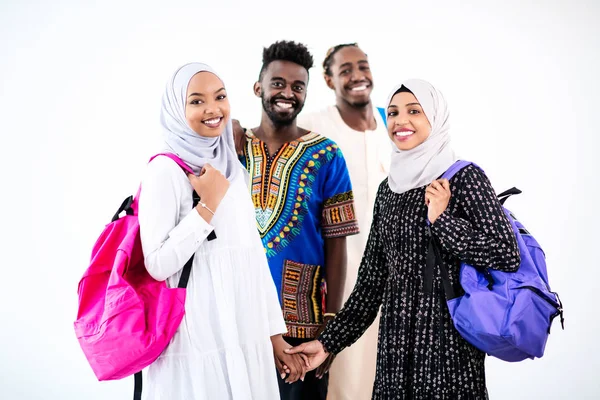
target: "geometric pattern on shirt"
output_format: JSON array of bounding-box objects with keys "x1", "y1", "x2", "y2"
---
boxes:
[
  {"x1": 244, "y1": 131, "x2": 339, "y2": 258},
  {"x1": 281, "y1": 259, "x2": 324, "y2": 339},
  {"x1": 322, "y1": 190, "x2": 359, "y2": 238}
]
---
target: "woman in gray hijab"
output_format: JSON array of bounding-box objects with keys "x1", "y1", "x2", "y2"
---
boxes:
[
  {"x1": 138, "y1": 63, "x2": 306, "y2": 399},
  {"x1": 286, "y1": 79, "x2": 520, "y2": 399}
]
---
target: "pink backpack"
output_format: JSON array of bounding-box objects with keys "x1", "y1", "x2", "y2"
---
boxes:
[{"x1": 74, "y1": 153, "x2": 201, "y2": 400}]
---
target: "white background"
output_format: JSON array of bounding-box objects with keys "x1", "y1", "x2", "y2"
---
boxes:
[{"x1": 1, "y1": 0, "x2": 598, "y2": 398}]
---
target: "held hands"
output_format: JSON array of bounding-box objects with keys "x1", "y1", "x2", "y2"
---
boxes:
[
  {"x1": 313, "y1": 316, "x2": 336, "y2": 378},
  {"x1": 279, "y1": 317, "x2": 336, "y2": 379},
  {"x1": 271, "y1": 335, "x2": 309, "y2": 384},
  {"x1": 188, "y1": 164, "x2": 230, "y2": 220},
  {"x1": 283, "y1": 340, "x2": 330, "y2": 375},
  {"x1": 425, "y1": 179, "x2": 451, "y2": 224},
  {"x1": 316, "y1": 352, "x2": 336, "y2": 379}
]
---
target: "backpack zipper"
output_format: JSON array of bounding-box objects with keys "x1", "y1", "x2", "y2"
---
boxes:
[{"x1": 516, "y1": 285, "x2": 564, "y2": 331}]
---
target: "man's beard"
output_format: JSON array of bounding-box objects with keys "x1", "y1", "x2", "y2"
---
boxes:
[
  {"x1": 345, "y1": 97, "x2": 371, "y2": 109},
  {"x1": 342, "y1": 82, "x2": 372, "y2": 109},
  {"x1": 261, "y1": 94, "x2": 304, "y2": 126}
]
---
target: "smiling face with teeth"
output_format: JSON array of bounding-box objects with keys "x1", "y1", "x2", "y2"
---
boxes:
[
  {"x1": 325, "y1": 46, "x2": 373, "y2": 108},
  {"x1": 185, "y1": 71, "x2": 230, "y2": 138},
  {"x1": 254, "y1": 60, "x2": 308, "y2": 126},
  {"x1": 387, "y1": 90, "x2": 432, "y2": 151}
]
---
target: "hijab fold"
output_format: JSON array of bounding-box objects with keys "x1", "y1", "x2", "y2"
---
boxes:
[{"x1": 387, "y1": 79, "x2": 457, "y2": 194}]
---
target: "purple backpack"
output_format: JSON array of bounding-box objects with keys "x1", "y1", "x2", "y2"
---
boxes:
[{"x1": 427, "y1": 160, "x2": 564, "y2": 362}]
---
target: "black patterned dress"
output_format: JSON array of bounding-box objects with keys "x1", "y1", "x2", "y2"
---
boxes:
[{"x1": 319, "y1": 165, "x2": 520, "y2": 400}]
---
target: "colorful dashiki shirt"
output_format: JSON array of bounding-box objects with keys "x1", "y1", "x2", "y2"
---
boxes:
[{"x1": 240, "y1": 130, "x2": 359, "y2": 339}]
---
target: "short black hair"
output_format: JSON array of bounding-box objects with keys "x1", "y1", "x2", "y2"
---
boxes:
[
  {"x1": 323, "y1": 43, "x2": 359, "y2": 76},
  {"x1": 259, "y1": 40, "x2": 314, "y2": 80}
]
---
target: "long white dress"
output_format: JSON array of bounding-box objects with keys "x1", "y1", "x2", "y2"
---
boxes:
[{"x1": 138, "y1": 156, "x2": 286, "y2": 400}]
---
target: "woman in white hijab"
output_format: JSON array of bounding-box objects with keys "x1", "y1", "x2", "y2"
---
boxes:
[
  {"x1": 138, "y1": 63, "x2": 306, "y2": 399},
  {"x1": 286, "y1": 79, "x2": 520, "y2": 399}
]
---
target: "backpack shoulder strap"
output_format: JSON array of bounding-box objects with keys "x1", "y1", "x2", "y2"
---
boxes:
[
  {"x1": 129, "y1": 153, "x2": 194, "y2": 215},
  {"x1": 441, "y1": 160, "x2": 474, "y2": 180},
  {"x1": 441, "y1": 160, "x2": 487, "y2": 181},
  {"x1": 149, "y1": 153, "x2": 194, "y2": 175}
]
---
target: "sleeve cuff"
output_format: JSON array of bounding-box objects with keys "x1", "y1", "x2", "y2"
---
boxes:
[
  {"x1": 430, "y1": 211, "x2": 472, "y2": 252},
  {"x1": 322, "y1": 222, "x2": 360, "y2": 238},
  {"x1": 321, "y1": 193, "x2": 360, "y2": 238},
  {"x1": 318, "y1": 332, "x2": 340, "y2": 355},
  {"x1": 430, "y1": 211, "x2": 451, "y2": 231},
  {"x1": 269, "y1": 318, "x2": 288, "y2": 337},
  {"x1": 168, "y1": 208, "x2": 215, "y2": 247}
]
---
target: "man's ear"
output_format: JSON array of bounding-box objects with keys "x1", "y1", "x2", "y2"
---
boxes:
[
  {"x1": 253, "y1": 81, "x2": 261, "y2": 98},
  {"x1": 324, "y1": 73, "x2": 335, "y2": 91}
]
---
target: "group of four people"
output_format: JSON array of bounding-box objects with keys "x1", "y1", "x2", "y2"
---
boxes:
[{"x1": 137, "y1": 40, "x2": 519, "y2": 400}]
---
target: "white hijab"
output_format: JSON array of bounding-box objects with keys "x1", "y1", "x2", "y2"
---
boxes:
[
  {"x1": 387, "y1": 79, "x2": 457, "y2": 194},
  {"x1": 161, "y1": 62, "x2": 240, "y2": 179}
]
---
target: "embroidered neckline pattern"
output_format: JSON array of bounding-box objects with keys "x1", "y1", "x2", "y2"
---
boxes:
[{"x1": 244, "y1": 130, "x2": 338, "y2": 257}]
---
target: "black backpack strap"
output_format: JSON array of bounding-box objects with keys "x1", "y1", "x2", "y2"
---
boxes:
[
  {"x1": 424, "y1": 232, "x2": 436, "y2": 293},
  {"x1": 112, "y1": 196, "x2": 134, "y2": 222},
  {"x1": 497, "y1": 187, "x2": 522, "y2": 205},
  {"x1": 133, "y1": 371, "x2": 142, "y2": 400},
  {"x1": 178, "y1": 256, "x2": 194, "y2": 289},
  {"x1": 425, "y1": 226, "x2": 492, "y2": 298},
  {"x1": 176, "y1": 191, "x2": 200, "y2": 289},
  {"x1": 424, "y1": 226, "x2": 458, "y2": 299}
]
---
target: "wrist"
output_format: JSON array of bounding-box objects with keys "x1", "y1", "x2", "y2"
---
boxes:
[
  {"x1": 196, "y1": 196, "x2": 218, "y2": 216},
  {"x1": 195, "y1": 199, "x2": 216, "y2": 223},
  {"x1": 197, "y1": 199, "x2": 216, "y2": 215},
  {"x1": 430, "y1": 210, "x2": 447, "y2": 225},
  {"x1": 428, "y1": 209, "x2": 441, "y2": 224},
  {"x1": 207, "y1": 196, "x2": 223, "y2": 213},
  {"x1": 323, "y1": 313, "x2": 336, "y2": 326},
  {"x1": 316, "y1": 338, "x2": 330, "y2": 355},
  {"x1": 270, "y1": 334, "x2": 284, "y2": 345}
]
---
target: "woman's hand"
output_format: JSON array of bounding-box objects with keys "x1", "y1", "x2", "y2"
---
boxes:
[
  {"x1": 425, "y1": 179, "x2": 451, "y2": 224},
  {"x1": 188, "y1": 163, "x2": 229, "y2": 222},
  {"x1": 271, "y1": 335, "x2": 308, "y2": 383},
  {"x1": 284, "y1": 340, "x2": 329, "y2": 372}
]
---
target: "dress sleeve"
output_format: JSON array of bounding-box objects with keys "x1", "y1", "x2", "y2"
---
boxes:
[
  {"x1": 138, "y1": 157, "x2": 215, "y2": 281},
  {"x1": 261, "y1": 254, "x2": 288, "y2": 336},
  {"x1": 430, "y1": 165, "x2": 520, "y2": 272},
  {"x1": 318, "y1": 183, "x2": 388, "y2": 354}
]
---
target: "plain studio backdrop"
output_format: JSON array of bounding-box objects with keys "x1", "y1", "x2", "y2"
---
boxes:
[{"x1": 1, "y1": 0, "x2": 598, "y2": 398}]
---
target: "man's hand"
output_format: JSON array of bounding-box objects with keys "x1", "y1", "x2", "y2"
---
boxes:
[
  {"x1": 271, "y1": 335, "x2": 308, "y2": 383},
  {"x1": 284, "y1": 340, "x2": 329, "y2": 372},
  {"x1": 315, "y1": 353, "x2": 335, "y2": 379},
  {"x1": 232, "y1": 119, "x2": 246, "y2": 155}
]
